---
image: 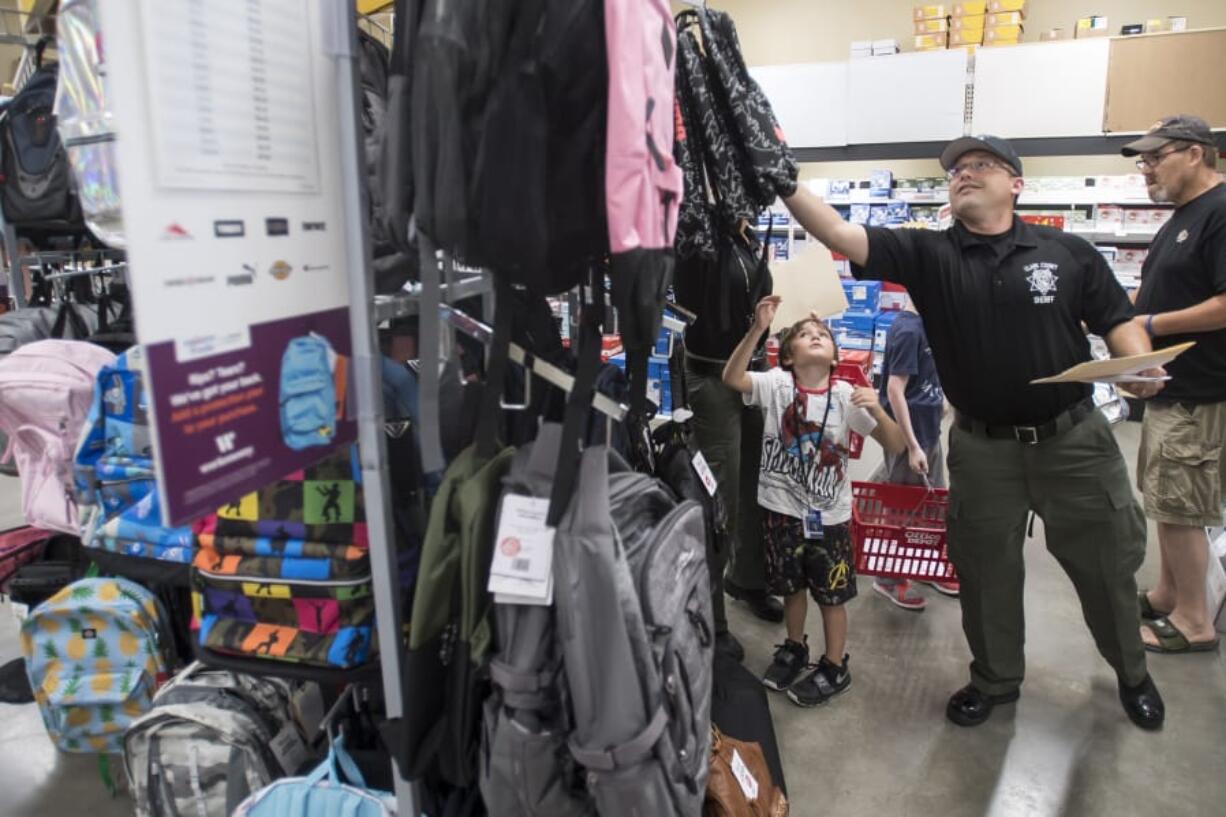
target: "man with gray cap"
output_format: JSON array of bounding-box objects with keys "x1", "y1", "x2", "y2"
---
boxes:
[
  {"x1": 780, "y1": 134, "x2": 1167, "y2": 730},
  {"x1": 1123, "y1": 115, "x2": 1226, "y2": 655}
]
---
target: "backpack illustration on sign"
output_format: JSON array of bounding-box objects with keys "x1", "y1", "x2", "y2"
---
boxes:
[
  {"x1": 20, "y1": 576, "x2": 174, "y2": 753},
  {"x1": 192, "y1": 446, "x2": 376, "y2": 672},
  {"x1": 279, "y1": 334, "x2": 342, "y2": 451},
  {"x1": 481, "y1": 425, "x2": 714, "y2": 816},
  {"x1": 0, "y1": 339, "x2": 116, "y2": 534},
  {"x1": 124, "y1": 661, "x2": 316, "y2": 817},
  {"x1": 0, "y1": 42, "x2": 84, "y2": 229},
  {"x1": 74, "y1": 347, "x2": 196, "y2": 563}
]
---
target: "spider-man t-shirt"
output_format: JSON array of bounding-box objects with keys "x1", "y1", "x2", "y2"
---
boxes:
[{"x1": 744, "y1": 369, "x2": 877, "y2": 525}]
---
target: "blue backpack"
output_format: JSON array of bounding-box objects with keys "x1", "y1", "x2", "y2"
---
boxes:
[
  {"x1": 279, "y1": 335, "x2": 338, "y2": 451},
  {"x1": 73, "y1": 348, "x2": 195, "y2": 563},
  {"x1": 233, "y1": 736, "x2": 395, "y2": 817},
  {"x1": 21, "y1": 576, "x2": 174, "y2": 754}
]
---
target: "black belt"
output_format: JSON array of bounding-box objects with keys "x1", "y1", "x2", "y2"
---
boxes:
[{"x1": 955, "y1": 398, "x2": 1095, "y2": 445}]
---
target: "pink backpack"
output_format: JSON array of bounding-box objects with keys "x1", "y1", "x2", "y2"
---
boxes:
[
  {"x1": 0, "y1": 340, "x2": 116, "y2": 534},
  {"x1": 604, "y1": 0, "x2": 683, "y2": 258}
]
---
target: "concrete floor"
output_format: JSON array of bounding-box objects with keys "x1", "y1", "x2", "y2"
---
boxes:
[{"x1": 1, "y1": 421, "x2": 1225, "y2": 816}]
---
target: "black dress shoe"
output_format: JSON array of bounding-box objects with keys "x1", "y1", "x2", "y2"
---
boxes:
[
  {"x1": 946, "y1": 684, "x2": 1020, "y2": 727},
  {"x1": 725, "y1": 580, "x2": 784, "y2": 623},
  {"x1": 1119, "y1": 674, "x2": 1165, "y2": 730},
  {"x1": 715, "y1": 630, "x2": 745, "y2": 663}
]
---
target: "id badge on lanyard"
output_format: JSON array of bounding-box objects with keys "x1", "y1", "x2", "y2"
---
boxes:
[
  {"x1": 781, "y1": 384, "x2": 831, "y2": 542},
  {"x1": 803, "y1": 509, "x2": 824, "y2": 540}
]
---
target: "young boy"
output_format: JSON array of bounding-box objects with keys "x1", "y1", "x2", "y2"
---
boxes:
[
  {"x1": 871, "y1": 296, "x2": 959, "y2": 610},
  {"x1": 723, "y1": 295, "x2": 906, "y2": 706}
]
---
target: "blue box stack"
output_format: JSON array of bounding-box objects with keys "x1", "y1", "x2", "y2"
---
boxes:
[
  {"x1": 609, "y1": 351, "x2": 672, "y2": 415},
  {"x1": 842, "y1": 280, "x2": 881, "y2": 312},
  {"x1": 874, "y1": 309, "x2": 901, "y2": 350}
]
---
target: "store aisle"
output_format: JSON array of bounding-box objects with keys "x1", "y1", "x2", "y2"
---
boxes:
[
  {"x1": 1, "y1": 423, "x2": 1224, "y2": 817},
  {"x1": 733, "y1": 420, "x2": 1226, "y2": 817}
]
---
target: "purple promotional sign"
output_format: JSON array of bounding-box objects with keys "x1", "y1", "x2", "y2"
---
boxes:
[{"x1": 144, "y1": 306, "x2": 355, "y2": 525}]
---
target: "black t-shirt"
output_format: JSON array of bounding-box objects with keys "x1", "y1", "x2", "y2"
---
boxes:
[
  {"x1": 852, "y1": 218, "x2": 1134, "y2": 426},
  {"x1": 877, "y1": 311, "x2": 944, "y2": 450},
  {"x1": 1135, "y1": 183, "x2": 1226, "y2": 404}
]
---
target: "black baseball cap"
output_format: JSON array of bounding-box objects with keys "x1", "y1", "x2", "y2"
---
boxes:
[
  {"x1": 1121, "y1": 114, "x2": 1217, "y2": 156},
  {"x1": 940, "y1": 134, "x2": 1023, "y2": 176}
]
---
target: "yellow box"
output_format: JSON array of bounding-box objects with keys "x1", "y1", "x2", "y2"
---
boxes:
[
  {"x1": 950, "y1": 14, "x2": 985, "y2": 30},
  {"x1": 915, "y1": 18, "x2": 950, "y2": 33},
  {"x1": 985, "y1": 11, "x2": 1023, "y2": 26},
  {"x1": 987, "y1": 0, "x2": 1026, "y2": 14},
  {"x1": 914, "y1": 33, "x2": 949, "y2": 49},
  {"x1": 1145, "y1": 18, "x2": 1166, "y2": 33},
  {"x1": 1075, "y1": 16, "x2": 1109, "y2": 38},
  {"x1": 952, "y1": 1, "x2": 986, "y2": 14},
  {"x1": 949, "y1": 28, "x2": 984, "y2": 45},
  {"x1": 984, "y1": 25, "x2": 1023, "y2": 43},
  {"x1": 913, "y1": 4, "x2": 949, "y2": 21}
]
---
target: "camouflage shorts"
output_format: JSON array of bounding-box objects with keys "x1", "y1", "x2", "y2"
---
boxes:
[{"x1": 761, "y1": 510, "x2": 856, "y2": 606}]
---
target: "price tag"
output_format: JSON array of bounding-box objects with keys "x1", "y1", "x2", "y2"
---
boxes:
[
  {"x1": 270, "y1": 723, "x2": 309, "y2": 774},
  {"x1": 730, "y1": 748, "x2": 759, "y2": 801},
  {"x1": 691, "y1": 451, "x2": 718, "y2": 498},
  {"x1": 488, "y1": 494, "x2": 554, "y2": 604}
]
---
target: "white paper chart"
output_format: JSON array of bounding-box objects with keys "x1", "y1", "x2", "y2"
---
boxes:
[{"x1": 138, "y1": 0, "x2": 321, "y2": 193}]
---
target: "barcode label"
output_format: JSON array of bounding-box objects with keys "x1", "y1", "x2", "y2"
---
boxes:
[{"x1": 511, "y1": 558, "x2": 532, "y2": 573}]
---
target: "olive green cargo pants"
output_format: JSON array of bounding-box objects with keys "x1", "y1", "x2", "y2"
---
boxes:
[{"x1": 946, "y1": 410, "x2": 1149, "y2": 695}]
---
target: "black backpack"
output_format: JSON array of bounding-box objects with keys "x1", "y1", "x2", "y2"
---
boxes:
[{"x1": 0, "y1": 46, "x2": 83, "y2": 229}]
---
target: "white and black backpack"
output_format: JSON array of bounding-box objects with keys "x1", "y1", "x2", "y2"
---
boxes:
[{"x1": 124, "y1": 662, "x2": 316, "y2": 817}]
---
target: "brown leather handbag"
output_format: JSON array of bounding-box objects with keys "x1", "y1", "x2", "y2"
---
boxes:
[{"x1": 704, "y1": 726, "x2": 789, "y2": 817}]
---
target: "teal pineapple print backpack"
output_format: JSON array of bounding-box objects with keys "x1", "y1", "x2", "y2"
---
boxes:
[{"x1": 21, "y1": 576, "x2": 174, "y2": 753}]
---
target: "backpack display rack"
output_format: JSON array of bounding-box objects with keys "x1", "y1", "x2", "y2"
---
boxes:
[{"x1": 0, "y1": 5, "x2": 790, "y2": 817}]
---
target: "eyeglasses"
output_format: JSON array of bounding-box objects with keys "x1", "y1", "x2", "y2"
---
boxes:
[
  {"x1": 1135, "y1": 145, "x2": 1193, "y2": 171},
  {"x1": 945, "y1": 159, "x2": 1016, "y2": 181}
]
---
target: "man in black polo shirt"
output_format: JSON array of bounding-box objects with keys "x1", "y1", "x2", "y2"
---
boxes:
[
  {"x1": 781, "y1": 135, "x2": 1166, "y2": 730},
  {"x1": 1122, "y1": 115, "x2": 1226, "y2": 654}
]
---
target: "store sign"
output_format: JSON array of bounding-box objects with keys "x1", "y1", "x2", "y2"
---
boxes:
[{"x1": 99, "y1": 0, "x2": 357, "y2": 525}]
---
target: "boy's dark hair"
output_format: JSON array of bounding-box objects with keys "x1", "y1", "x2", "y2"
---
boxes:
[{"x1": 778, "y1": 317, "x2": 838, "y2": 373}]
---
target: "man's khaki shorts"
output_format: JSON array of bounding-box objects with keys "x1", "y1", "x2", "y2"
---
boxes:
[{"x1": 1138, "y1": 400, "x2": 1226, "y2": 528}]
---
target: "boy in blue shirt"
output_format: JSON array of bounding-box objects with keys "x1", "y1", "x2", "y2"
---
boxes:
[{"x1": 872, "y1": 296, "x2": 959, "y2": 609}]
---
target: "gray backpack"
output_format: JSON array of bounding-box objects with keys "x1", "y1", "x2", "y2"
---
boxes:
[
  {"x1": 123, "y1": 662, "x2": 315, "y2": 817},
  {"x1": 481, "y1": 424, "x2": 714, "y2": 816}
]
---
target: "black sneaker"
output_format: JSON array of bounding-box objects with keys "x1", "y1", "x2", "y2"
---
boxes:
[
  {"x1": 787, "y1": 654, "x2": 851, "y2": 707},
  {"x1": 762, "y1": 638, "x2": 809, "y2": 691}
]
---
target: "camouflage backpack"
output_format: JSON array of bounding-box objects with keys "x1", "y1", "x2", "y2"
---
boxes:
[
  {"x1": 191, "y1": 445, "x2": 375, "y2": 670},
  {"x1": 124, "y1": 661, "x2": 316, "y2": 817},
  {"x1": 20, "y1": 575, "x2": 174, "y2": 753}
]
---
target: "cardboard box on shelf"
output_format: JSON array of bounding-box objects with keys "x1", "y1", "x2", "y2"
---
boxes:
[
  {"x1": 987, "y1": 0, "x2": 1026, "y2": 13},
  {"x1": 915, "y1": 33, "x2": 949, "y2": 50},
  {"x1": 873, "y1": 38, "x2": 901, "y2": 55},
  {"x1": 984, "y1": 24, "x2": 1023, "y2": 43},
  {"x1": 985, "y1": 11, "x2": 1023, "y2": 26},
  {"x1": 914, "y1": 4, "x2": 949, "y2": 21},
  {"x1": 949, "y1": 28, "x2": 983, "y2": 45},
  {"x1": 1169, "y1": 16, "x2": 1188, "y2": 31},
  {"x1": 950, "y1": 14, "x2": 985, "y2": 30},
  {"x1": 915, "y1": 18, "x2": 950, "y2": 33},
  {"x1": 1144, "y1": 18, "x2": 1166, "y2": 33},
  {"x1": 1075, "y1": 16, "x2": 1109, "y2": 38},
  {"x1": 952, "y1": 1, "x2": 986, "y2": 14},
  {"x1": 1039, "y1": 28, "x2": 1064, "y2": 40}
]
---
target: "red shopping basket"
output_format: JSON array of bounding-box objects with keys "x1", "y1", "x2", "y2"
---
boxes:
[{"x1": 850, "y1": 481, "x2": 956, "y2": 581}]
